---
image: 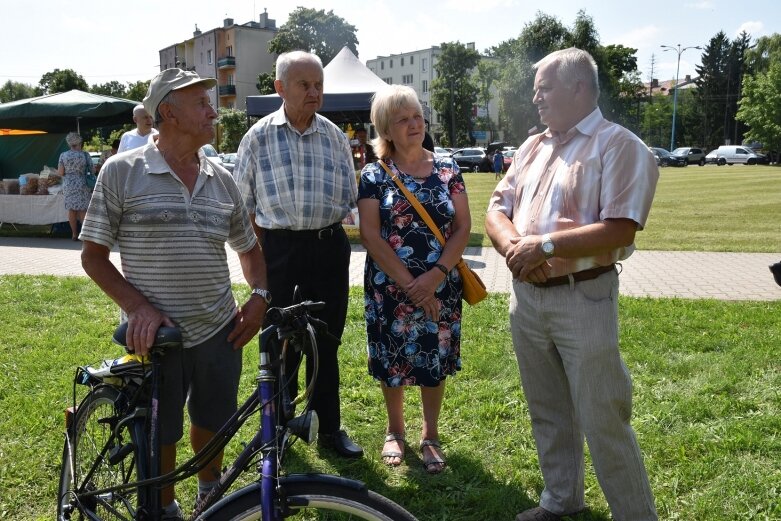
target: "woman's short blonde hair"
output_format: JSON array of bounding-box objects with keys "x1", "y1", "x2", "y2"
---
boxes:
[
  {"x1": 65, "y1": 132, "x2": 82, "y2": 147},
  {"x1": 370, "y1": 85, "x2": 423, "y2": 159}
]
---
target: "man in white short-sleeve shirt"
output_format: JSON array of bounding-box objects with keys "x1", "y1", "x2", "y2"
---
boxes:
[{"x1": 117, "y1": 104, "x2": 158, "y2": 152}]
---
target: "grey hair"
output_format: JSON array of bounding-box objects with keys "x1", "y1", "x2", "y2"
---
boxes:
[
  {"x1": 154, "y1": 91, "x2": 178, "y2": 127},
  {"x1": 65, "y1": 132, "x2": 82, "y2": 147},
  {"x1": 534, "y1": 47, "x2": 600, "y2": 105},
  {"x1": 370, "y1": 85, "x2": 423, "y2": 159},
  {"x1": 132, "y1": 104, "x2": 147, "y2": 117},
  {"x1": 275, "y1": 51, "x2": 323, "y2": 85}
]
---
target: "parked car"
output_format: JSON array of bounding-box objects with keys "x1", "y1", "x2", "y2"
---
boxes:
[
  {"x1": 650, "y1": 147, "x2": 687, "y2": 167},
  {"x1": 671, "y1": 147, "x2": 706, "y2": 166},
  {"x1": 201, "y1": 144, "x2": 223, "y2": 165},
  {"x1": 221, "y1": 152, "x2": 237, "y2": 173},
  {"x1": 434, "y1": 147, "x2": 451, "y2": 159},
  {"x1": 502, "y1": 149, "x2": 515, "y2": 171},
  {"x1": 451, "y1": 148, "x2": 486, "y2": 172},
  {"x1": 705, "y1": 145, "x2": 765, "y2": 166}
]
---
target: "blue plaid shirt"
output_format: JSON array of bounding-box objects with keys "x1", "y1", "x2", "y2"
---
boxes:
[{"x1": 233, "y1": 106, "x2": 357, "y2": 230}]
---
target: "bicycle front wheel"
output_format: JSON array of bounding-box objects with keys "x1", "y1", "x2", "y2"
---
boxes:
[
  {"x1": 204, "y1": 475, "x2": 418, "y2": 520},
  {"x1": 57, "y1": 385, "x2": 141, "y2": 521}
]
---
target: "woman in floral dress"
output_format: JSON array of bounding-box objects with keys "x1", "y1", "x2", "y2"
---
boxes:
[
  {"x1": 57, "y1": 132, "x2": 93, "y2": 240},
  {"x1": 357, "y1": 85, "x2": 471, "y2": 473}
]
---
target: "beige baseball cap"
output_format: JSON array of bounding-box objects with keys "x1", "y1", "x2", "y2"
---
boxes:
[{"x1": 143, "y1": 68, "x2": 217, "y2": 117}]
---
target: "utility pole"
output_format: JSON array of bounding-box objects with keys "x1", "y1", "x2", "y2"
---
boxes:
[{"x1": 661, "y1": 44, "x2": 702, "y2": 151}]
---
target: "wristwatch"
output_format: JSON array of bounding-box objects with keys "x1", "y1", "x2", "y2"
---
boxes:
[
  {"x1": 541, "y1": 234, "x2": 555, "y2": 259},
  {"x1": 250, "y1": 288, "x2": 272, "y2": 305}
]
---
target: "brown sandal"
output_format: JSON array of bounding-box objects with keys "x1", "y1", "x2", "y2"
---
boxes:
[
  {"x1": 381, "y1": 432, "x2": 406, "y2": 466},
  {"x1": 419, "y1": 438, "x2": 446, "y2": 474}
]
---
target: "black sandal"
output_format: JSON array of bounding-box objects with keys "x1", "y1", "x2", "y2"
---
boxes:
[
  {"x1": 419, "y1": 438, "x2": 446, "y2": 474},
  {"x1": 381, "y1": 432, "x2": 406, "y2": 466}
]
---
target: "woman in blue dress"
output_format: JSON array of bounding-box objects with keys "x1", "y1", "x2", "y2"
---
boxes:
[
  {"x1": 357, "y1": 85, "x2": 471, "y2": 473},
  {"x1": 57, "y1": 132, "x2": 93, "y2": 240}
]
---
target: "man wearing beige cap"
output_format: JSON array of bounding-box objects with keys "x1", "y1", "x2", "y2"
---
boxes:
[{"x1": 80, "y1": 68, "x2": 269, "y2": 519}]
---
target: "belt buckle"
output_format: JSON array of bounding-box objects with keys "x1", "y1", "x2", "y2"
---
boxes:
[{"x1": 317, "y1": 227, "x2": 333, "y2": 240}]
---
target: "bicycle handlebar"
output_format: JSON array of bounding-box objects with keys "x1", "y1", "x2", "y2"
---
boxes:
[{"x1": 265, "y1": 300, "x2": 326, "y2": 327}]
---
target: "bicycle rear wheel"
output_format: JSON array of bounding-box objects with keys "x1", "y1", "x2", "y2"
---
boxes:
[
  {"x1": 203, "y1": 476, "x2": 417, "y2": 520},
  {"x1": 57, "y1": 385, "x2": 141, "y2": 520}
]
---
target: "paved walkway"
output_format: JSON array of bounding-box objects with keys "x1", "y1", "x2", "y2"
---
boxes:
[{"x1": 1, "y1": 237, "x2": 779, "y2": 300}]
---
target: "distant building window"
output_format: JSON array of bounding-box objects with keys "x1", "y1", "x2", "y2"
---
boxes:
[
  {"x1": 422, "y1": 58, "x2": 427, "y2": 72},
  {"x1": 383, "y1": 77, "x2": 392, "y2": 84},
  {"x1": 381, "y1": 61, "x2": 384, "y2": 70},
  {"x1": 436, "y1": 113, "x2": 442, "y2": 124},
  {"x1": 422, "y1": 80, "x2": 428, "y2": 93},
  {"x1": 226, "y1": 45, "x2": 233, "y2": 56},
  {"x1": 410, "y1": 56, "x2": 414, "y2": 65},
  {"x1": 390, "y1": 59, "x2": 393, "y2": 69},
  {"x1": 402, "y1": 74, "x2": 413, "y2": 84},
  {"x1": 207, "y1": 50, "x2": 213, "y2": 64},
  {"x1": 401, "y1": 57, "x2": 405, "y2": 66}
]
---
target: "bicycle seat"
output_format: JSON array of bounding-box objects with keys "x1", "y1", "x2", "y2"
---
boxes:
[{"x1": 112, "y1": 322, "x2": 182, "y2": 350}]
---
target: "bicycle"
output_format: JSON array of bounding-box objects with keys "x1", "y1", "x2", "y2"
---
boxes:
[{"x1": 57, "y1": 297, "x2": 418, "y2": 521}]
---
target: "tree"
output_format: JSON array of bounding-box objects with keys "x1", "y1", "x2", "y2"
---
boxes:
[
  {"x1": 0, "y1": 80, "x2": 36, "y2": 103},
  {"x1": 91, "y1": 81, "x2": 127, "y2": 98},
  {"x1": 256, "y1": 72, "x2": 275, "y2": 95},
  {"x1": 125, "y1": 80, "x2": 150, "y2": 102},
  {"x1": 737, "y1": 50, "x2": 781, "y2": 161},
  {"x1": 491, "y1": 12, "x2": 569, "y2": 143},
  {"x1": 476, "y1": 60, "x2": 501, "y2": 141},
  {"x1": 268, "y1": 7, "x2": 358, "y2": 65},
  {"x1": 218, "y1": 108, "x2": 249, "y2": 152},
  {"x1": 38, "y1": 68, "x2": 88, "y2": 94},
  {"x1": 695, "y1": 32, "x2": 731, "y2": 149},
  {"x1": 430, "y1": 42, "x2": 481, "y2": 147}
]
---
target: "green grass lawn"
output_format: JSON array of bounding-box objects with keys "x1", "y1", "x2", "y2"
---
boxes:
[
  {"x1": 461, "y1": 164, "x2": 781, "y2": 251},
  {"x1": 1, "y1": 277, "x2": 779, "y2": 520}
]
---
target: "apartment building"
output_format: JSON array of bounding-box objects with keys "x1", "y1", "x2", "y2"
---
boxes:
[
  {"x1": 158, "y1": 10, "x2": 278, "y2": 111},
  {"x1": 366, "y1": 43, "x2": 502, "y2": 146}
]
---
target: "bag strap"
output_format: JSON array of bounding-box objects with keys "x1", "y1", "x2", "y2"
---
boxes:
[{"x1": 378, "y1": 160, "x2": 446, "y2": 247}]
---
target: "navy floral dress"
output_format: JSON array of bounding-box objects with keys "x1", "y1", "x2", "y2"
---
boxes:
[{"x1": 358, "y1": 157, "x2": 465, "y2": 387}]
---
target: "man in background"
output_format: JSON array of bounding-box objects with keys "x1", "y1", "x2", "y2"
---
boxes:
[{"x1": 117, "y1": 104, "x2": 158, "y2": 152}]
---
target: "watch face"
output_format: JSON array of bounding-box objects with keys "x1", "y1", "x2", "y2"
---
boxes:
[{"x1": 543, "y1": 242, "x2": 554, "y2": 254}]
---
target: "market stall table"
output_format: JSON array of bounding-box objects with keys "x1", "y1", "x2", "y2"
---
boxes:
[{"x1": 0, "y1": 193, "x2": 68, "y2": 229}]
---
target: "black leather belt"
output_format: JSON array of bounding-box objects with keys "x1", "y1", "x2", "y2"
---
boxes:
[
  {"x1": 264, "y1": 223, "x2": 341, "y2": 240},
  {"x1": 531, "y1": 264, "x2": 615, "y2": 288}
]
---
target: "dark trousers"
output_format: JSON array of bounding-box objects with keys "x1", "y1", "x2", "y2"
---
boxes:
[{"x1": 261, "y1": 225, "x2": 351, "y2": 433}]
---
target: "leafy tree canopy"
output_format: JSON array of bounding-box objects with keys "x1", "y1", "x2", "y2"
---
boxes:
[
  {"x1": 268, "y1": 7, "x2": 358, "y2": 65},
  {"x1": 218, "y1": 108, "x2": 249, "y2": 152},
  {"x1": 125, "y1": 80, "x2": 150, "y2": 102},
  {"x1": 430, "y1": 42, "x2": 481, "y2": 147},
  {"x1": 38, "y1": 68, "x2": 88, "y2": 94},
  {"x1": 91, "y1": 80, "x2": 128, "y2": 99},
  {"x1": 0, "y1": 80, "x2": 36, "y2": 103},
  {"x1": 737, "y1": 45, "x2": 781, "y2": 154}
]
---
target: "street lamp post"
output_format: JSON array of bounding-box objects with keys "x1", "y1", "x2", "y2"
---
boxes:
[{"x1": 661, "y1": 44, "x2": 701, "y2": 151}]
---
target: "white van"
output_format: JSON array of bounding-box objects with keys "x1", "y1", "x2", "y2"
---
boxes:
[{"x1": 705, "y1": 145, "x2": 763, "y2": 165}]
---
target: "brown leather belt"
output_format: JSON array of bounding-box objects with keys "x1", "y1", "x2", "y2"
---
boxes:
[{"x1": 531, "y1": 264, "x2": 615, "y2": 288}]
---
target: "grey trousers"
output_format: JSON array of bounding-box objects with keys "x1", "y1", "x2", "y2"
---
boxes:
[{"x1": 509, "y1": 270, "x2": 657, "y2": 521}]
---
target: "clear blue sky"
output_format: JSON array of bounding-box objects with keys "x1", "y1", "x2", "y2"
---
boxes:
[{"x1": 1, "y1": 0, "x2": 777, "y2": 90}]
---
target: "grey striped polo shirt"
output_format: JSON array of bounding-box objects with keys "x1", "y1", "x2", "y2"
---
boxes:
[{"x1": 81, "y1": 142, "x2": 257, "y2": 347}]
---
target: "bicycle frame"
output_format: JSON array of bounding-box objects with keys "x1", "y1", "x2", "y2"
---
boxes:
[{"x1": 62, "y1": 300, "x2": 387, "y2": 521}]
